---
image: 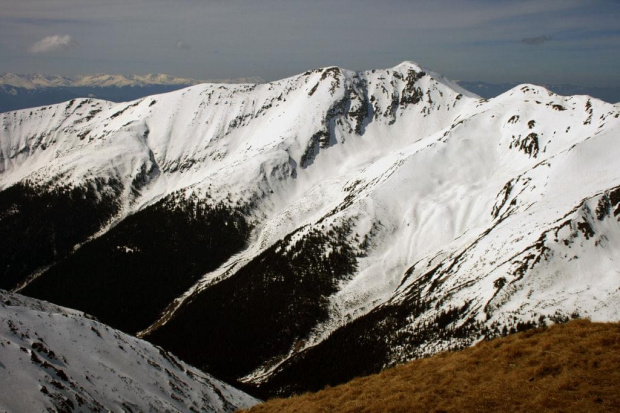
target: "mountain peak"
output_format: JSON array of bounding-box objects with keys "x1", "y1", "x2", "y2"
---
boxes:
[
  {"x1": 393, "y1": 60, "x2": 426, "y2": 71},
  {"x1": 514, "y1": 83, "x2": 554, "y2": 96}
]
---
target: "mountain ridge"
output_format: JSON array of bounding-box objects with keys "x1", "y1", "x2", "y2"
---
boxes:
[{"x1": 458, "y1": 80, "x2": 620, "y2": 105}]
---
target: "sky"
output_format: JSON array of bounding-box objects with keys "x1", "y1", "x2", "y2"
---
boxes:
[{"x1": 1, "y1": 0, "x2": 619, "y2": 87}]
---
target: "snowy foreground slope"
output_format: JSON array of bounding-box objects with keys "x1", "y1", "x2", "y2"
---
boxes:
[
  {"x1": 0, "y1": 289, "x2": 259, "y2": 412},
  {"x1": 1, "y1": 61, "x2": 620, "y2": 396}
]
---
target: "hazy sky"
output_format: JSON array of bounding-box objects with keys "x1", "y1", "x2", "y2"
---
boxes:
[{"x1": 1, "y1": 0, "x2": 619, "y2": 86}]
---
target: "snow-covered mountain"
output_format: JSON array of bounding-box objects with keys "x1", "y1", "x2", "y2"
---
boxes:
[
  {"x1": 0, "y1": 289, "x2": 259, "y2": 412},
  {"x1": 1, "y1": 61, "x2": 619, "y2": 397}
]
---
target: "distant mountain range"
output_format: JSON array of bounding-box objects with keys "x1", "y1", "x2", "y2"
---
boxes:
[
  {"x1": 459, "y1": 80, "x2": 620, "y2": 104},
  {"x1": 0, "y1": 72, "x2": 264, "y2": 112}
]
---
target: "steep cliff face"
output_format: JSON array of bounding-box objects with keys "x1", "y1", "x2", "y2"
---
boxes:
[{"x1": 1, "y1": 62, "x2": 619, "y2": 397}]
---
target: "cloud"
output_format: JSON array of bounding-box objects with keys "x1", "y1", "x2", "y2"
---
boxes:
[
  {"x1": 29, "y1": 34, "x2": 78, "y2": 53},
  {"x1": 175, "y1": 40, "x2": 190, "y2": 50},
  {"x1": 521, "y1": 35, "x2": 553, "y2": 46}
]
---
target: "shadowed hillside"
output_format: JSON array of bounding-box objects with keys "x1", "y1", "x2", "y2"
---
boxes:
[{"x1": 245, "y1": 320, "x2": 620, "y2": 412}]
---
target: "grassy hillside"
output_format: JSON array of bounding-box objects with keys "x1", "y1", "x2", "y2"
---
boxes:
[{"x1": 244, "y1": 320, "x2": 620, "y2": 412}]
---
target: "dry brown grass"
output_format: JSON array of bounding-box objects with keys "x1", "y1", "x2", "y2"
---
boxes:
[{"x1": 244, "y1": 320, "x2": 620, "y2": 412}]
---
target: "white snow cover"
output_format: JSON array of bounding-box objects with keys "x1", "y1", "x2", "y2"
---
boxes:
[
  {"x1": 1, "y1": 61, "x2": 620, "y2": 381},
  {"x1": 0, "y1": 290, "x2": 259, "y2": 412}
]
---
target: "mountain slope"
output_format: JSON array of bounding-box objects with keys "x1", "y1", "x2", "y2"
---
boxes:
[
  {"x1": 0, "y1": 61, "x2": 619, "y2": 397},
  {"x1": 0, "y1": 289, "x2": 259, "y2": 412},
  {"x1": 246, "y1": 320, "x2": 620, "y2": 412}
]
